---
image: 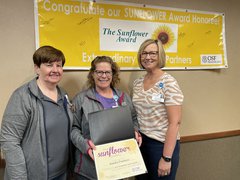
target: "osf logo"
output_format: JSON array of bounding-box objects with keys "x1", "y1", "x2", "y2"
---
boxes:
[{"x1": 201, "y1": 54, "x2": 222, "y2": 64}]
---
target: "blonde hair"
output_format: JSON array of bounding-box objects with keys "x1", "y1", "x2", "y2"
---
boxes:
[{"x1": 137, "y1": 39, "x2": 166, "y2": 69}]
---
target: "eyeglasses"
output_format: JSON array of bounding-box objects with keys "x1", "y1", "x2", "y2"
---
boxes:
[
  {"x1": 94, "y1": 70, "x2": 113, "y2": 77},
  {"x1": 141, "y1": 51, "x2": 158, "y2": 59}
]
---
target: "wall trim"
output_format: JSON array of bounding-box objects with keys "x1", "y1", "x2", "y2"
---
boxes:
[
  {"x1": 180, "y1": 129, "x2": 240, "y2": 143},
  {"x1": 1, "y1": 130, "x2": 240, "y2": 168}
]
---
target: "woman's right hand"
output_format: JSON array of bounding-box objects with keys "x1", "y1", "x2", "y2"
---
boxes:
[
  {"x1": 87, "y1": 140, "x2": 96, "y2": 160},
  {"x1": 135, "y1": 131, "x2": 142, "y2": 147}
]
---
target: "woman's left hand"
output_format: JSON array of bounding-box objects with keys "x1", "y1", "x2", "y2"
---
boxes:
[{"x1": 158, "y1": 158, "x2": 171, "y2": 177}]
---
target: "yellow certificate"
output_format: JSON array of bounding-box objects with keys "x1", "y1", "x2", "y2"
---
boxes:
[{"x1": 93, "y1": 138, "x2": 147, "y2": 180}]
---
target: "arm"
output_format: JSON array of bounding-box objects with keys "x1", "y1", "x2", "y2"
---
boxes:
[
  {"x1": 158, "y1": 105, "x2": 182, "y2": 176},
  {"x1": 70, "y1": 95, "x2": 93, "y2": 158},
  {"x1": 0, "y1": 91, "x2": 30, "y2": 179}
]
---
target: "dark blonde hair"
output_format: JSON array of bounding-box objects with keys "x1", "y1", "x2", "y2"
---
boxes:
[
  {"x1": 137, "y1": 39, "x2": 166, "y2": 69},
  {"x1": 87, "y1": 56, "x2": 120, "y2": 88},
  {"x1": 33, "y1": 46, "x2": 65, "y2": 67}
]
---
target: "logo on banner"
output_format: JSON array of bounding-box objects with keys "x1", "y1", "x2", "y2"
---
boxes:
[
  {"x1": 200, "y1": 54, "x2": 222, "y2": 64},
  {"x1": 100, "y1": 19, "x2": 178, "y2": 52}
]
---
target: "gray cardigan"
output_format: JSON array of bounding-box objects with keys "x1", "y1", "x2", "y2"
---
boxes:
[
  {"x1": 71, "y1": 88, "x2": 139, "y2": 179},
  {"x1": 0, "y1": 78, "x2": 73, "y2": 180}
]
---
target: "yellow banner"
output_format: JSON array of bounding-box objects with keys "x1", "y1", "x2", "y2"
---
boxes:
[{"x1": 35, "y1": 0, "x2": 227, "y2": 70}]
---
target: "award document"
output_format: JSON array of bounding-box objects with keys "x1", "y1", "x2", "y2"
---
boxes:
[{"x1": 93, "y1": 138, "x2": 147, "y2": 180}]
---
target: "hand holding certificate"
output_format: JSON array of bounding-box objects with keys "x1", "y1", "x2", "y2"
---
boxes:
[{"x1": 88, "y1": 106, "x2": 147, "y2": 180}]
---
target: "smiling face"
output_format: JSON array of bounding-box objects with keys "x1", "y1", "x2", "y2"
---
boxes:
[
  {"x1": 93, "y1": 62, "x2": 113, "y2": 91},
  {"x1": 35, "y1": 61, "x2": 63, "y2": 87},
  {"x1": 140, "y1": 43, "x2": 159, "y2": 70}
]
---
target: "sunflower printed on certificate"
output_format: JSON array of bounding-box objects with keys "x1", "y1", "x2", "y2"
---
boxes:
[{"x1": 93, "y1": 138, "x2": 147, "y2": 180}]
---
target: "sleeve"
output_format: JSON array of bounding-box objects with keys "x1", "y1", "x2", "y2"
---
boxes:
[
  {"x1": 163, "y1": 76, "x2": 184, "y2": 106},
  {"x1": 124, "y1": 93, "x2": 139, "y2": 131},
  {"x1": 70, "y1": 94, "x2": 89, "y2": 154},
  {"x1": 0, "y1": 90, "x2": 30, "y2": 179}
]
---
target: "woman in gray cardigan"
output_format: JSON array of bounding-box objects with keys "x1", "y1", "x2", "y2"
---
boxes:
[
  {"x1": 0, "y1": 46, "x2": 73, "y2": 180},
  {"x1": 71, "y1": 56, "x2": 142, "y2": 179}
]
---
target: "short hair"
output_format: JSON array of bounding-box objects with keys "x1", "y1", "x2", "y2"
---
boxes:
[
  {"x1": 33, "y1": 46, "x2": 65, "y2": 67},
  {"x1": 87, "y1": 56, "x2": 120, "y2": 88},
  {"x1": 137, "y1": 39, "x2": 166, "y2": 69}
]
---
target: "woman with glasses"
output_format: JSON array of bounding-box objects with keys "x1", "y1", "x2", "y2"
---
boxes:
[
  {"x1": 132, "y1": 39, "x2": 184, "y2": 180},
  {"x1": 71, "y1": 56, "x2": 142, "y2": 180}
]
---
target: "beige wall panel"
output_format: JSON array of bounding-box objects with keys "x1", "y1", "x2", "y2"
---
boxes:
[{"x1": 1, "y1": 0, "x2": 240, "y2": 136}]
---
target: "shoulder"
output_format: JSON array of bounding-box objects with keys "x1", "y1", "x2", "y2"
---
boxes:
[
  {"x1": 161, "y1": 73, "x2": 184, "y2": 104},
  {"x1": 113, "y1": 88, "x2": 131, "y2": 101},
  {"x1": 10, "y1": 80, "x2": 33, "y2": 100},
  {"x1": 133, "y1": 76, "x2": 144, "y2": 86},
  {"x1": 72, "y1": 88, "x2": 93, "y2": 102},
  {"x1": 162, "y1": 73, "x2": 180, "y2": 87},
  {"x1": 5, "y1": 81, "x2": 33, "y2": 114},
  {"x1": 162, "y1": 72, "x2": 177, "y2": 81}
]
